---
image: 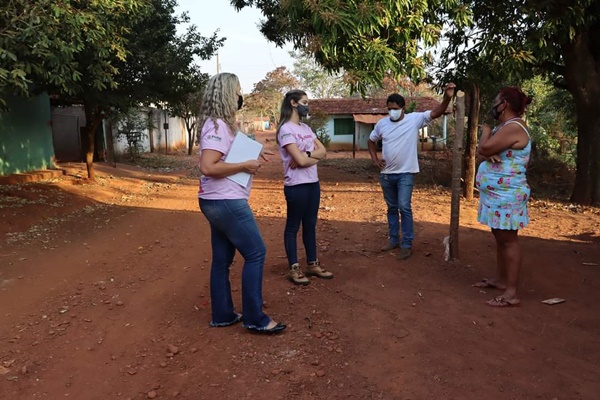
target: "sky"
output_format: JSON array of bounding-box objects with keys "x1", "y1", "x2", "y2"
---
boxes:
[{"x1": 176, "y1": 0, "x2": 295, "y2": 93}]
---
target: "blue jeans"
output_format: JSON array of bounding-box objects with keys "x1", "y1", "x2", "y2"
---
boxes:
[
  {"x1": 379, "y1": 173, "x2": 415, "y2": 249},
  {"x1": 283, "y1": 182, "x2": 320, "y2": 266},
  {"x1": 199, "y1": 199, "x2": 270, "y2": 329}
]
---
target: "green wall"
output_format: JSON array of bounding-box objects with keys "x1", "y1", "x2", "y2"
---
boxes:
[{"x1": 0, "y1": 94, "x2": 55, "y2": 176}]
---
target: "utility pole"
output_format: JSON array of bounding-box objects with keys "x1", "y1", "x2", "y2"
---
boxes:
[
  {"x1": 163, "y1": 109, "x2": 169, "y2": 155},
  {"x1": 216, "y1": 52, "x2": 221, "y2": 74}
]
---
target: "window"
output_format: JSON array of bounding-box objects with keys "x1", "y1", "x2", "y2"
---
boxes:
[{"x1": 333, "y1": 118, "x2": 354, "y2": 136}]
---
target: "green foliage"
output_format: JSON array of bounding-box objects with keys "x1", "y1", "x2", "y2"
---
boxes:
[
  {"x1": 0, "y1": 0, "x2": 221, "y2": 120},
  {"x1": 1, "y1": 0, "x2": 224, "y2": 177},
  {"x1": 290, "y1": 50, "x2": 349, "y2": 98},
  {"x1": 169, "y1": 81, "x2": 207, "y2": 123},
  {"x1": 115, "y1": 1, "x2": 223, "y2": 109},
  {"x1": 0, "y1": 0, "x2": 144, "y2": 108},
  {"x1": 168, "y1": 75, "x2": 209, "y2": 154},
  {"x1": 244, "y1": 67, "x2": 299, "y2": 124},
  {"x1": 115, "y1": 111, "x2": 148, "y2": 161},
  {"x1": 522, "y1": 76, "x2": 577, "y2": 166},
  {"x1": 304, "y1": 109, "x2": 331, "y2": 148},
  {"x1": 0, "y1": 0, "x2": 223, "y2": 108},
  {"x1": 436, "y1": 0, "x2": 599, "y2": 88},
  {"x1": 232, "y1": 0, "x2": 600, "y2": 203},
  {"x1": 433, "y1": 0, "x2": 599, "y2": 203},
  {"x1": 231, "y1": 0, "x2": 473, "y2": 94}
]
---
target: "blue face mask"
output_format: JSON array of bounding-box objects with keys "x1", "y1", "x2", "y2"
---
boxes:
[{"x1": 296, "y1": 104, "x2": 309, "y2": 117}]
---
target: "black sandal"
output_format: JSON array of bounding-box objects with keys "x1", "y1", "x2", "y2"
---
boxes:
[{"x1": 246, "y1": 322, "x2": 286, "y2": 335}]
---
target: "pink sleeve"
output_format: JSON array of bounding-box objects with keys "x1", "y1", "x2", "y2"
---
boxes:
[
  {"x1": 278, "y1": 125, "x2": 297, "y2": 148},
  {"x1": 201, "y1": 119, "x2": 231, "y2": 154}
]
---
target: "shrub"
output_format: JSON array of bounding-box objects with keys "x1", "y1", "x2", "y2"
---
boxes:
[
  {"x1": 116, "y1": 111, "x2": 148, "y2": 161},
  {"x1": 305, "y1": 109, "x2": 331, "y2": 148}
]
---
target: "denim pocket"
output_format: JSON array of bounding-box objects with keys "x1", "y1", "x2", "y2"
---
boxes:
[{"x1": 199, "y1": 199, "x2": 222, "y2": 221}]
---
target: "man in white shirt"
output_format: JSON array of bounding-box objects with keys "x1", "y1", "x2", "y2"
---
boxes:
[{"x1": 368, "y1": 84, "x2": 455, "y2": 260}]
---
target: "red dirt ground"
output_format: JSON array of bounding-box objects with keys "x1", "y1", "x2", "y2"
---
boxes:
[{"x1": 1, "y1": 136, "x2": 599, "y2": 400}]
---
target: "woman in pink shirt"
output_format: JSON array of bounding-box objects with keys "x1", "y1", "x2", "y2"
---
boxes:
[
  {"x1": 277, "y1": 90, "x2": 333, "y2": 285},
  {"x1": 198, "y1": 73, "x2": 285, "y2": 334}
]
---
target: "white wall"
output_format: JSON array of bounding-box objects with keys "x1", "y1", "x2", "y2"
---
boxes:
[
  {"x1": 111, "y1": 108, "x2": 189, "y2": 156},
  {"x1": 148, "y1": 109, "x2": 189, "y2": 154},
  {"x1": 357, "y1": 122, "x2": 374, "y2": 149},
  {"x1": 325, "y1": 115, "x2": 375, "y2": 150},
  {"x1": 326, "y1": 114, "x2": 354, "y2": 146},
  {"x1": 322, "y1": 114, "x2": 441, "y2": 151}
]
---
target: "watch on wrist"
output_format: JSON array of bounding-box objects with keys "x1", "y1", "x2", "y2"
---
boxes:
[{"x1": 306, "y1": 151, "x2": 312, "y2": 158}]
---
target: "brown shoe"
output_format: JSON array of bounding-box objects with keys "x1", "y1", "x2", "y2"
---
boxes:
[
  {"x1": 380, "y1": 242, "x2": 399, "y2": 252},
  {"x1": 288, "y1": 263, "x2": 310, "y2": 285},
  {"x1": 305, "y1": 260, "x2": 334, "y2": 279},
  {"x1": 397, "y1": 248, "x2": 412, "y2": 260}
]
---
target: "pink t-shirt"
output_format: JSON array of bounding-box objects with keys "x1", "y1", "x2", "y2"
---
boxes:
[
  {"x1": 278, "y1": 121, "x2": 319, "y2": 186},
  {"x1": 198, "y1": 118, "x2": 252, "y2": 200}
]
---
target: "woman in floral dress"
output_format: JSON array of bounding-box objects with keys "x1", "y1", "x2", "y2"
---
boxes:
[{"x1": 474, "y1": 87, "x2": 532, "y2": 307}]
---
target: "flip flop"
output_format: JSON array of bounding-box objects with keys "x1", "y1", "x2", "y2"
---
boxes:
[
  {"x1": 473, "y1": 279, "x2": 506, "y2": 290},
  {"x1": 486, "y1": 296, "x2": 520, "y2": 308}
]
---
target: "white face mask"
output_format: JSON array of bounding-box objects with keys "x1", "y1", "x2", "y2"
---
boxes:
[{"x1": 389, "y1": 109, "x2": 403, "y2": 120}]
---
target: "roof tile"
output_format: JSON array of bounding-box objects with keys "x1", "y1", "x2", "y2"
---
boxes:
[{"x1": 310, "y1": 96, "x2": 447, "y2": 115}]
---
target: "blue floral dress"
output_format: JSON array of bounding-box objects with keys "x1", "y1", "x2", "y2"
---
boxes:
[{"x1": 476, "y1": 121, "x2": 531, "y2": 230}]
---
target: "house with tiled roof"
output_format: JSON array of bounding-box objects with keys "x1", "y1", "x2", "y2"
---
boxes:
[
  {"x1": 309, "y1": 97, "x2": 451, "y2": 151},
  {"x1": 241, "y1": 116, "x2": 271, "y2": 132}
]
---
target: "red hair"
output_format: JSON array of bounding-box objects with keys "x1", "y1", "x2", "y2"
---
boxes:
[{"x1": 498, "y1": 87, "x2": 532, "y2": 116}]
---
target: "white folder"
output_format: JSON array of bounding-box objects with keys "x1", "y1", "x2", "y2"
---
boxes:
[{"x1": 224, "y1": 132, "x2": 263, "y2": 187}]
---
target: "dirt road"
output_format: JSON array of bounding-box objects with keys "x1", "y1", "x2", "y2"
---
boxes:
[{"x1": 1, "y1": 147, "x2": 599, "y2": 400}]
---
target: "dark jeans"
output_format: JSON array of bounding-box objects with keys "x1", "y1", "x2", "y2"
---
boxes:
[
  {"x1": 199, "y1": 198, "x2": 270, "y2": 329},
  {"x1": 283, "y1": 182, "x2": 320, "y2": 266},
  {"x1": 379, "y1": 173, "x2": 415, "y2": 249}
]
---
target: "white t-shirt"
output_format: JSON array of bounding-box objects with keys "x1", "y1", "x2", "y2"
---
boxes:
[{"x1": 369, "y1": 111, "x2": 432, "y2": 174}]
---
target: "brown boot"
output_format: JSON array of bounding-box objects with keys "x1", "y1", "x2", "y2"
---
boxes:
[
  {"x1": 380, "y1": 242, "x2": 399, "y2": 252},
  {"x1": 397, "y1": 247, "x2": 412, "y2": 260},
  {"x1": 305, "y1": 260, "x2": 334, "y2": 279},
  {"x1": 288, "y1": 263, "x2": 310, "y2": 285}
]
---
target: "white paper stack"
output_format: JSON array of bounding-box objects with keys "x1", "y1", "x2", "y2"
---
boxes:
[{"x1": 224, "y1": 132, "x2": 263, "y2": 187}]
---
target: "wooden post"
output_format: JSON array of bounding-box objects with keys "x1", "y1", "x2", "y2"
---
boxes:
[
  {"x1": 464, "y1": 83, "x2": 480, "y2": 200},
  {"x1": 163, "y1": 109, "x2": 169, "y2": 155},
  {"x1": 353, "y1": 121, "x2": 357, "y2": 159},
  {"x1": 449, "y1": 90, "x2": 466, "y2": 260},
  {"x1": 147, "y1": 110, "x2": 155, "y2": 153}
]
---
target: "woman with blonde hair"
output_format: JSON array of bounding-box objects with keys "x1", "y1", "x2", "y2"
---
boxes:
[{"x1": 197, "y1": 72, "x2": 285, "y2": 334}]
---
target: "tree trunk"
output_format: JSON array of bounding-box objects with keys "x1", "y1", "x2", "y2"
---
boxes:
[
  {"x1": 570, "y1": 110, "x2": 593, "y2": 203},
  {"x1": 83, "y1": 102, "x2": 103, "y2": 180},
  {"x1": 449, "y1": 91, "x2": 466, "y2": 260},
  {"x1": 104, "y1": 120, "x2": 116, "y2": 166},
  {"x1": 463, "y1": 83, "x2": 480, "y2": 200},
  {"x1": 185, "y1": 116, "x2": 195, "y2": 156},
  {"x1": 593, "y1": 120, "x2": 600, "y2": 206},
  {"x1": 563, "y1": 24, "x2": 600, "y2": 205},
  {"x1": 188, "y1": 133, "x2": 194, "y2": 155}
]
